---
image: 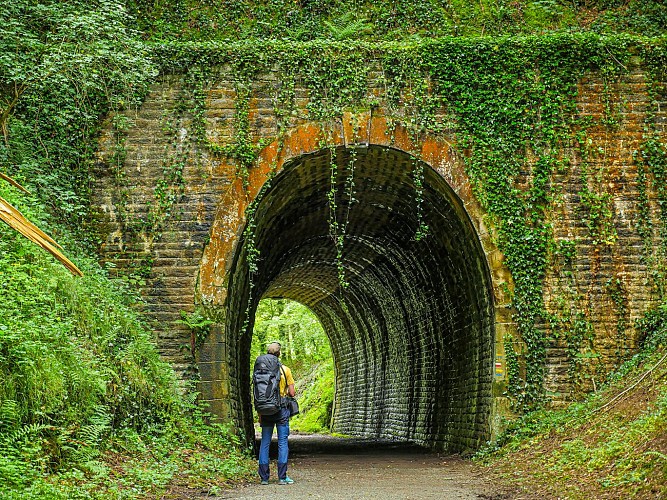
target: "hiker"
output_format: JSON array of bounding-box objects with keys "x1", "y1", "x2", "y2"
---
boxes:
[{"x1": 256, "y1": 341, "x2": 296, "y2": 485}]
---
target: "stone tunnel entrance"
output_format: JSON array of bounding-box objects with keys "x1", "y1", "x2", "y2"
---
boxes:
[{"x1": 221, "y1": 144, "x2": 495, "y2": 453}]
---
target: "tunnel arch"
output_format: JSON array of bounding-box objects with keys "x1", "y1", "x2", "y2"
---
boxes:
[{"x1": 222, "y1": 143, "x2": 497, "y2": 452}]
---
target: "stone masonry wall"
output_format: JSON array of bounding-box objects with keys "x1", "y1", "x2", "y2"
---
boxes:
[
  {"x1": 543, "y1": 67, "x2": 667, "y2": 399},
  {"x1": 92, "y1": 57, "x2": 666, "y2": 449}
]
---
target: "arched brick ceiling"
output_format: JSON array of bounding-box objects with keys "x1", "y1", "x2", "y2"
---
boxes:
[{"x1": 231, "y1": 145, "x2": 494, "y2": 451}]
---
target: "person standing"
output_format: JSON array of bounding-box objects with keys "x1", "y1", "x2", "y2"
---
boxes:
[{"x1": 257, "y1": 342, "x2": 295, "y2": 485}]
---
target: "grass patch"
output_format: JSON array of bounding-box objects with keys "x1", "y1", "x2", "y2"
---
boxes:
[
  {"x1": 290, "y1": 359, "x2": 335, "y2": 434},
  {"x1": 478, "y1": 303, "x2": 667, "y2": 498}
]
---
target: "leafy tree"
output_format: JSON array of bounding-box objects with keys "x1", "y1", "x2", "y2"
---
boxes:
[
  {"x1": 251, "y1": 299, "x2": 331, "y2": 364},
  {"x1": 0, "y1": 1, "x2": 157, "y2": 273},
  {"x1": 0, "y1": 0, "x2": 156, "y2": 227}
]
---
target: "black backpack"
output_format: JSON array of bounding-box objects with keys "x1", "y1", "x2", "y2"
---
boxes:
[{"x1": 252, "y1": 354, "x2": 282, "y2": 415}]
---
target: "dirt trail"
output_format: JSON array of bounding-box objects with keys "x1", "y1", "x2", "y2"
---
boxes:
[{"x1": 218, "y1": 434, "x2": 517, "y2": 499}]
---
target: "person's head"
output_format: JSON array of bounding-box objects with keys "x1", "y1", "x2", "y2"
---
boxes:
[{"x1": 267, "y1": 341, "x2": 281, "y2": 357}]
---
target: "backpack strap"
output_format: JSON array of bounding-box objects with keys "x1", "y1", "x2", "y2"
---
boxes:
[{"x1": 280, "y1": 364, "x2": 287, "y2": 395}]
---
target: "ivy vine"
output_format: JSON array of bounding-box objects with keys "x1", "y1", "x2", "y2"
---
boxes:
[
  {"x1": 635, "y1": 40, "x2": 667, "y2": 300},
  {"x1": 147, "y1": 34, "x2": 666, "y2": 411},
  {"x1": 110, "y1": 113, "x2": 132, "y2": 230}
]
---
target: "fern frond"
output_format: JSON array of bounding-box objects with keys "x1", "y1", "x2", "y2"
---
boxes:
[
  {"x1": 0, "y1": 399, "x2": 20, "y2": 432},
  {"x1": 5, "y1": 422, "x2": 52, "y2": 447},
  {"x1": 324, "y1": 12, "x2": 373, "y2": 40},
  {"x1": 184, "y1": 390, "x2": 199, "y2": 406},
  {"x1": 78, "y1": 406, "x2": 111, "y2": 447},
  {"x1": 69, "y1": 406, "x2": 111, "y2": 463}
]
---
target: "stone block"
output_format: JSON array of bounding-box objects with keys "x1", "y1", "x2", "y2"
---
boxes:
[
  {"x1": 198, "y1": 380, "x2": 230, "y2": 400},
  {"x1": 196, "y1": 342, "x2": 227, "y2": 363},
  {"x1": 93, "y1": 59, "x2": 666, "y2": 453},
  {"x1": 198, "y1": 361, "x2": 225, "y2": 383},
  {"x1": 203, "y1": 399, "x2": 233, "y2": 421}
]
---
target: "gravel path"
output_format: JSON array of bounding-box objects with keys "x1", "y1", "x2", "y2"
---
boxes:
[{"x1": 217, "y1": 434, "x2": 514, "y2": 499}]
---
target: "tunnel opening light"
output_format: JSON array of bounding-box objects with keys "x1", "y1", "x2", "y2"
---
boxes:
[{"x1": 228, "y1": 145, "x2": 494, "y2": 452}]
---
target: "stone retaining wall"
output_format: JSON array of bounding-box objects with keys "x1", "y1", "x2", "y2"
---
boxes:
[{"x1": 93, "y1": 58, "x2": 666, "y2": 450}]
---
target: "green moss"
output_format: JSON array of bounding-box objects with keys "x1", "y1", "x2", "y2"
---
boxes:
[{"x1": 163, "y1": 33, "x2": 666, "y2": 410}]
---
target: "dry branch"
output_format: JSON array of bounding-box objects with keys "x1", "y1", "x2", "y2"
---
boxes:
[
  {"x1": 590, "y1": 350, "x2": 667, "y2": 416},
  {"x1": 0, "y1": 196, "x2": 83, "y2": 276},
  {"x1": 0, "y1": 172, "x2": 31, "y2": 194}
]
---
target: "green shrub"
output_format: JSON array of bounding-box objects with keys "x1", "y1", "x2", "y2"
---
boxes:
[{"x1": 290, "y1": 359, "x2": 335, "y2": 434}]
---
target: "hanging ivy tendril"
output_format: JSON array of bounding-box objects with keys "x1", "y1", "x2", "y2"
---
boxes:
[
  {"x1": 240, "y1": 200, "x2": 260, "y2": 337},
  {"x1": 325, "y1": 140, "x2": 358, "y2": 291},
  {"x1": 411, "y1": 156, "x2": 429, "y2": 241}
]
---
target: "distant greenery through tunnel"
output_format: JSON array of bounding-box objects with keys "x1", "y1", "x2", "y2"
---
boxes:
[
  {"x1": 228, "y1": 146, "x2": 495, "y2": 452},
  {"x1": 251, "y1": 299, "x2": 335, "y2": 434}
]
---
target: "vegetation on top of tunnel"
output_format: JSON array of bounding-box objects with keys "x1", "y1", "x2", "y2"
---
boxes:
[
  {"x1": 125, "y1": 0, "x2": 667, "y2": 41},
  {"x1": 251, "y1": 299, "x2": 335, "y2": 433},
  {"x1": 168, "y1": 33, "x2": 667, "y2": 411},
  {"x1": 477, "y1": 302, "x2": 667, "y2": 498}
]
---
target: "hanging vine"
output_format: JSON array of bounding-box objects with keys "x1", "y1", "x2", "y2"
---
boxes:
[
  {"x1": 239, "y1": 200, "x2": 260, "y2": 337},
  {"x1": 411, "y1": 156, "x2": 429, "y2": 241},
  {"x1": 149, "y1": 34, "x2": 667, "y2": 411},
  {"x1": 324, "y1": 138, "x2": 354, "y2": 291}
]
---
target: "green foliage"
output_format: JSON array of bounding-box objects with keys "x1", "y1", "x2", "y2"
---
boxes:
[
  {"x1": 124, "y1": 0, "x2": 667, "y2": 41},
  {"x1": 0, "y1": 194, "x2": 254, "y2": 495},
  {"x1": 637, "y1": 301, "x2": 667, "y2": 352},
  {"x1": 0, "y1": 191, "x2": 176, "y2": 429},
  {"x1": 251, "y1": 299, "x2": 331, "y2": 364},
  {"x1": 323, "y1": 12, "x2": 374, "y2": 41},
  {"x1": 480, "y1": 368, "x2": 667, "y2": 496},
  {"x1": 592, "y1": 0, "x2": 667, "y2": 37},
  {"x1": 290, "y1": 359, "x2": 336, "y2": 434},
  {"x1": 0, "y1": 0, "x2": 156, "y2": 234},
  {"x1": 177, "y1": 309, "x2": 215, "y2": 353},
  {"x1": 0, "y1": 184, "x2": 174, "y2": 424},
  {"x1": 479, "y1": 301, "x2": 667, "y2": 498},
  {"x1": 323, "y1": 143, "x2": 360, "y2": 290},
  {"x1": 503, "y1": 334, "x2": 522, "y2": 401},
  {"x1": 251, "y1": 299, "x2": 335, "y2": 432},
  {"x1": 0, "y1": 3, "x2": 253, "y2": 496},
  {"x1": 0, "y1": 398, "x2": 255, "y2": 498}
]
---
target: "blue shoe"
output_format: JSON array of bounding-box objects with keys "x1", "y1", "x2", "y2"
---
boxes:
[
  {"x1": 278, "y1": 476, "x2": 294, "y2": 485},
  {"x1": 260, "y1": 480, "x2": 269, "y2": 485}
]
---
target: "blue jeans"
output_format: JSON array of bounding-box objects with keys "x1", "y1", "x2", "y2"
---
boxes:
[{"x1": 258, "y1": 408, "x2": 290, "y2": 481}]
